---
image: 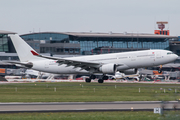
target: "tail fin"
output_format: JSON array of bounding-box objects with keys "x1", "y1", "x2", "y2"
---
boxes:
[{"x1": 9, "y1": 34, "x2": 43, "y2": 62}]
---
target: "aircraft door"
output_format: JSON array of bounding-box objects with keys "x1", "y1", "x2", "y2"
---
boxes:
[
  {"x1": 131, "y1": 55, "x2": 136, "y2": 61},
  {"x1": 156, "y1": 51, "x2": 161, "y2": 59},
  {"x1": 44, "y1": 61, "x2": 49, "y2": 68},
  {"x1": 149, "y1": 51, "x2": 155, "y2": 65}
]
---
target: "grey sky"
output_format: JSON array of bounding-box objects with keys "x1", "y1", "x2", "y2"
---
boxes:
[{"x1": 0, "y1": 0, "x2": 180, "y2": 35}]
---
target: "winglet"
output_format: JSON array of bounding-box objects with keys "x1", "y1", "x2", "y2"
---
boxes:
[{"x1": 31, "y1": 50, "x2": 39, "y2": 56}]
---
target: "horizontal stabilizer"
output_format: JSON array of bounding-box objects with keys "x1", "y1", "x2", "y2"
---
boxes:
[{"x1": 7, "y1": 61, "x2": 33, "y2": 68}]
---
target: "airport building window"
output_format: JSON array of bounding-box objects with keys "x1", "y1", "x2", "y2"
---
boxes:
[
  {"x1": 22, "y1": 33, "x2": 69, "y2": 42},
  {"x1": 40, "y1": 47, "x2": 45, "y2": 53},
  {"x1": 69, "y1": 49, "x2": 73, "y2": 53},
  {"x1": 46, "y1": 47, "x2": 49, "y2": 52},
  {"x1": 56, "y1": 48, "x2": 64, "y2": 53},
  {"x1": 0, "y1": 35, "x2": 9, "y2": 52},
  {"x1": 75, "y1": 49, "x2": 80, "y2": 53},
  {"x1": 34, "y1": 43, "x2": 39, "y2": 49},
  {"x1": 65, "y1": 49, "x2": 69, "y2": 53},
  {"x1": 0, "y1": 56, "x2": 19, "y2": 61},
  {"x1": 0, "y1": 48, "x2": 3, "y2": 52},
  {"x1": 52, "y1": 47, "x2": 56, "y2": 52}
]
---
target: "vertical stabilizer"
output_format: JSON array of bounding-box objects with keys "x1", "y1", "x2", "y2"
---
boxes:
[{"x1": 9, "y1": 34, "x2": 42, "y2": 62}]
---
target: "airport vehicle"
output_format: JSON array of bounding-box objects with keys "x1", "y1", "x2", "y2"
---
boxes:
[{"x1": 9, "y1": 34, "x2": 178, "y2": 83}]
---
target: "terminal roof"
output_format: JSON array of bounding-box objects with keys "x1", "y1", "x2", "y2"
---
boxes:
[
  {"x1": 0, "y1": 30, "x2": 16, "y2": 34},
  {"x1": 21, "y1": 32, "x2": 178, "y2": 39}
]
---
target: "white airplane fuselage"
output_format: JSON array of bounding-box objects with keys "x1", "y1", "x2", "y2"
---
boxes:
[{"x1": 30, "y1": 49, "x2": 178, "y2": 74}]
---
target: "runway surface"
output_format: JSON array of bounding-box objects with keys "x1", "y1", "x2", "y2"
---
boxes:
[{"x1": 0, "y1": 101, "x2": 180, "y2": 113}]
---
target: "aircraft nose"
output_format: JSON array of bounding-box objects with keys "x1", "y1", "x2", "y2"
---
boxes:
[{"x1": 174, "y1": 54, "x2": 178, "y2": 59}]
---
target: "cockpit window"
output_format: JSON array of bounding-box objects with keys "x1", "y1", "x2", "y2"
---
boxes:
[{"x1": 167, "y1": 52, "x2": 174, "y2": 55}]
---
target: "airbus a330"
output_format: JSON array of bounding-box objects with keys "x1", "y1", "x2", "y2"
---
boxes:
[{"x1": 8, "y1": 34, "x2": 178, "y2": 83}]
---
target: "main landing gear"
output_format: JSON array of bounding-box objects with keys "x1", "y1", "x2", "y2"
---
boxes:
[{"x1": 85, "y1": 75, "x2": 109, "y2": 83}]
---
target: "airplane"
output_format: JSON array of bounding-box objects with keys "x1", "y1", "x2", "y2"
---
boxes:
[
  {"x1": 8, "y1": 34, "x2": 178, "y2": 83},
  {"x1": 25, "y1": 69, "x2": 73, "y2": 80},
  {"x1": 111, "y1": 71, "x2": 140, "y2": 81},
  {"x1": 24, "y1": 69, "x2": 53, "y2": 79}
]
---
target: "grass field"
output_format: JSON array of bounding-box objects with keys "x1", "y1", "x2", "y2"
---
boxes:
[
  {"x1": 0, "y1": 111, "x2": 179, "y2": 120},
  {"x1": 0, "y1": 82, "x2": 180, "y2": 102}
]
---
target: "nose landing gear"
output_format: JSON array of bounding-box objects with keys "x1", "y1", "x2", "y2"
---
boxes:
[{"x1": 158, "y1": 65, "x2": 163, "y2": 73}]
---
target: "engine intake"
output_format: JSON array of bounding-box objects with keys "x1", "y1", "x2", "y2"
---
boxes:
[{"x1": 99, "y1": 63, "x2": 116, "y2": 74}]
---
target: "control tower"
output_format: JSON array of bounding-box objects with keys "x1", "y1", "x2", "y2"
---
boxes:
[{"x1": 154, "y1": 21, "x2": 169, "y2": 35}]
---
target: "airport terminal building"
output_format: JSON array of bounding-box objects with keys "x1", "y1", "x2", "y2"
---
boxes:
[{"x1": 20, "y1": 32, "x2": 177, "y2": 55}]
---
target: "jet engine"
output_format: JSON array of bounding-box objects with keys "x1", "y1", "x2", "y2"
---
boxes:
[
  {"x1": 121, "y1": 68, "x2": 138, "y2": 75},
  {"x1": 99, "y1": 63, "x2": 116, "y2": 74}
]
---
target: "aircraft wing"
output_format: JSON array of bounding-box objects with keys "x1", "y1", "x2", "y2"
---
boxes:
[{"x1": 31, "y1": 50, "x2": 123, "y2": 71}]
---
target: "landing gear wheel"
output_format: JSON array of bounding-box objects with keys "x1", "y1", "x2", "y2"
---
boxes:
[
  {"x1": 85, "y1": 78, "x2": 91, "y2": 83},
  {"x1": 98, "y1": 79, "x2": 104, "y2": 83}
]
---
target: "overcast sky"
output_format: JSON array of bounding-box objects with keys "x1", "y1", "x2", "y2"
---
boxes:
[{"x1": 0, "y1": 0, "x2": 180, "y2": 35}]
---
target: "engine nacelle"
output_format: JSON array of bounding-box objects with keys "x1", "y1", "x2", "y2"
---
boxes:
[
  {"x1": 121, "y1": 68, "x2": 138, "y2": 75},
  {"x1": 99, "y1": 63, "x2": 116, "y2": 74}
]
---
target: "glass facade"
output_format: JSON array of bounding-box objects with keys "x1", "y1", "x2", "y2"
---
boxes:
[
  {"x1": 20, "y1": 32, "x2": 170, "y2": 55},
  {"x1": 0, "y1": 32, "x2": 19, "y2": 60},
  {"x1": 69, "y1": 36, "x2": 169, "y2": 54},
  {"x1": 39, "y1": 43, "x2": 80, "y2": 55},
  {"x1": 21, "y1": 33, "x2": 69, "y2": 43},
  {"x1": 0, "y1": 56, "x2": 19, "y2": 60},
  {"x1": 0, "y1": 34, "x2": 9, "y2": 52}
]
